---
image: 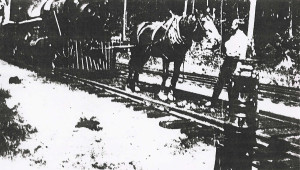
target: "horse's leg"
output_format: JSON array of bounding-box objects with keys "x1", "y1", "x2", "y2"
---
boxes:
[
  {"x1": 126, "y1": 66, "x2": 133, "y2": 89},
  {"x1": 127, "y1": 46, "x2": 150, "y2": 92},
  {"x1": 133, "y1": 71, "x2": 140, "y2": 91},
  {"x1": 168, "y1": 60, "x2": 183, "y2": 101},
  {"x1": 161, "y1": 59, "x2": 170, "y2": 91},
  {"x1": 127, "y1": 54, "x2": 136, "y2": 91},
  {"x1": 127, "y1": 46, "x2": 138, "y2": 91},
  {"x1": 158, "y1": 59, "x2": 170, "y2": 101},
  {"x1": 134, "y1": 51, "x2": 151, "y2": 92}
]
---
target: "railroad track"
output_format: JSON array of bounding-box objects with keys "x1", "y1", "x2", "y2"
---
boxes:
[
  {"x1": 114, "y1": 63, "x2": 300, "y2": 126},
  {"x1": 116, "y1": 63, "x2": 300, "y2": 103},
  {"x1": 2, "y1": 55, "x2": 299, "y2": 169},
  {"x1": 52, "y1": 70, "x2": 299, "y2": 169}
]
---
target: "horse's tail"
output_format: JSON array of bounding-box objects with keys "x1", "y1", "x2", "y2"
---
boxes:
[
  {"x1": 129, "y1": 26, "x2": 138, "y2": 45},
  {"x1": 129, "y1": 22, "x2": 147, "y2": 69}
]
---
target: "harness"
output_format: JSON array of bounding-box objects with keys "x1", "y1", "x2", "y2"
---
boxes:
[
  {"x1": 144, "y1": 15, "x2": 185, "y2": 59},
  {"x1": 166, "y1": 15, "x2": 184, "y2": 44},
  {"x1": 137, "y1": 13, "x2": 206, "y2": 62},
  {"x1": 138, "y1": 15, "x2": 184, "y2": 43}
]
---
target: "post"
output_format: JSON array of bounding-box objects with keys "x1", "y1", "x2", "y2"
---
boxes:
[
  {"x1": 219, "y1": 0, "x2": 223, "y2": 59},
  {"x1": 80, "y1": 41, "x2": 85, "y2": 70},
  {"x1": 104, "y1": 42, "x2": 108, "y2": 70},
  {"x1": 75, "y1": 40, "x2": 79, "y2": 69},
  {"x1": 191, "y1": 0, "x2": 195, "y2": 14},
  {"x1": 247, "y1": 0, "x2": 257, "y2": 45},
  {"x1": 237, "y1": 4, "x2": 239, "y2": 19},
  {"x1": 107, "y1": 42, "x2": 110, "y2": 70},
  {"x1": 123, "y1": 0, "x2": 127, "y2": 41},
  {"x1": 89, "y1": 56, "x2": 93, "y2": 70},
  {"x1": 101, "y1": 41, "x2": 104, "y2": 70},
  {"x1": 3, "y1": 0, "x2": 11, "y2": 24},
  {"x1": 183, "y1": 0, "x2": 188, "y2": 16},
  {"x1": 241, "y1": 0, "x2": 257, "y2": 59},
  {"x1": 111, "y1": 41, "x2": 115, "y2": 71},
  {"x1": 288, "y1": 0, "x2": 293, "y2": 38}
]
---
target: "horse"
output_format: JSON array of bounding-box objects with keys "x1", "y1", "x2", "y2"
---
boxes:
[{"x1": 127, "y1": 10, "x2": 221, "y2": 101}]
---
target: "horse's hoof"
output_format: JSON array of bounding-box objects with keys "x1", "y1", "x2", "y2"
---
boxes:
[
  {"x1": 135, "y1": 86, "x2": 141, "y2": 92},
  {"x1": 177, "y1": 100, "x2": 187, "y2": 107},
  {"x1": 168, "y1": 91, "x2": 176, "y2": 101},
  {"x1": 143, "y1": 100, "x2": 151, "y2": 107},
  {"x1": 158, "y1": 91, "x2": 168, "y2": 101},
  {"x1": 125, "y1": 85, "x2": 133, "y2": 92},
  {"x1": 210, "y1": 108, "x2": 216, "y2": 113},
  {"x1": 205, "y1": 101, "x2": 212, "y2": 107},
  {"x1": 170, "y1": 102, "x2": 176, "y2": 107},
  {"x1": 190, "y1": 103, "x2": 197, "y2": 110}
]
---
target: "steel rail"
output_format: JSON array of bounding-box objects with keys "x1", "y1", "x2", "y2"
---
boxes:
[
  {"x1": 59, "y1": 72, "x2": 299, "y2": 160},
  {"x1": 116, "y1": 63, "x2": 300, "y2": 99}
]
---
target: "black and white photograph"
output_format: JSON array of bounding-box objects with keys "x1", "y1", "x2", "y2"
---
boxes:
[{"x1": 0, "y1": 0, "x2": 299, "y2": 169}]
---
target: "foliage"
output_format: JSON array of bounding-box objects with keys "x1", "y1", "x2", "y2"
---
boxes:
[
  {"x1": 188, "y1": 43, "x2": 222, "y2": 70},
  {"x1": 0, "y1": 89, "x2": 37, "y2": 157},
  {"x1": 75, "y1": 116, "x2": 102, "y2": 131},
  {"x1": 256, "y1": 28, "x2": 300, "y2": 71}
]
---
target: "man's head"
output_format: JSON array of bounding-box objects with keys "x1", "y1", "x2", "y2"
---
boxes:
[{"x1": 231, "y1": 19, "x2": 244, "y2": 30}]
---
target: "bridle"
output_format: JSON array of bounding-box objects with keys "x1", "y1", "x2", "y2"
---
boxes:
[
  {"x1": 194, "y1": 12, "x2": 215, "y2": 41},
  {"x1": 193, "y1": 17, "x2": 207, "y2": 41}
]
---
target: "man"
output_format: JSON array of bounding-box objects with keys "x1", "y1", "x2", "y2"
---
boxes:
[
  {"x1": 0, "y1": 1, "x2": 4, "y2": 22},
  {"x1": 206, "y1": 19, "x2": 248, "y2": 107}
]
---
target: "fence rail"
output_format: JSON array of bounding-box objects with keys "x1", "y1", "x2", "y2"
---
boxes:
[{"x1": 63, "y1": 40, "x2": 115, "y2": 72}]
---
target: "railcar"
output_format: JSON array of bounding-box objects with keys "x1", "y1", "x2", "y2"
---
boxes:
[{"x1": 0, "y1": 0, "x2": 115, "y2": 73}]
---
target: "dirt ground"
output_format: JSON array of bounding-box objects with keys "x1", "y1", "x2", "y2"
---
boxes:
[{"x1": 0, "y1": 60, "x2": 216, "y2": 169}]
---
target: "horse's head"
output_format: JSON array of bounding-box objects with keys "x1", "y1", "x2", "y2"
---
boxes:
[{"x1": 192, "y1": 10, "x2": 221, "y2": 50}]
